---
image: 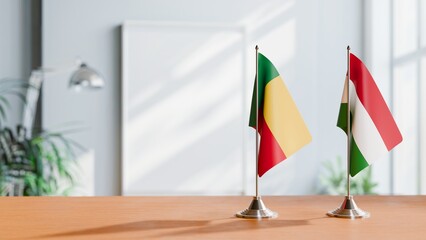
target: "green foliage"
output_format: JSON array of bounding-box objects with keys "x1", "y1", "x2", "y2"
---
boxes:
[
  {"x1": 0, "y1": 78, "x2": 81, "y2": 196},
  {"x1": 0, "y1": 126, "x2": 81, "y2": 196},
  {"x1": 319, "y1": 156, "x2": 378, "y2": 195}
]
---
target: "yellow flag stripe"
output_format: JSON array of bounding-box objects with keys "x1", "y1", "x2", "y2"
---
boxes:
[{"x1": 263, "y1": 76, "x2": 312, "y2": 156}]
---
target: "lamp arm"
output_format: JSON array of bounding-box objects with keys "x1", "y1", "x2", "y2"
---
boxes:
[
  {"x1": 21, "y1": 72, "x2": 43, "y2": 137},
  {"x1": 21, "y1": 59, "x2": 103, "y2": 136},
  {"x1": 33, "y1": 59, "x2": 82, "y2": 76},
  {"x1": 21, "y1": 60, "x2": 82, "y2": 136}
]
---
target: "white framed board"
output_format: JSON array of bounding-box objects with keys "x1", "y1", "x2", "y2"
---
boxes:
[{"x1": 121, "y1": 21, "x2": 248, "y2": 195}]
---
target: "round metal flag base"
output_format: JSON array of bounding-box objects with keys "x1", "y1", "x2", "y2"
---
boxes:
[
  {"x1": 236, "y1": 196, "x2": 278, "y2": 219},
  {"x1": 327, "y1": 195, "x2": 370, "y2": 219}
]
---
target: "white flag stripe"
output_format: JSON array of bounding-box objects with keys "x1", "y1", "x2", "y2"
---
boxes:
[{"x1": 349, "y1": 80, "x2": 389, "y2": 164}]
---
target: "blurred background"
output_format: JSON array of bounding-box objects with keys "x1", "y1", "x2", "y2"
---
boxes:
[{"x1": 0, "y1": 0, "x2": 424, "y2": 196}]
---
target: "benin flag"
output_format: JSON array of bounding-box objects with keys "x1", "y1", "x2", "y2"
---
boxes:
[
  {"x1": 337, "y1": 53, "x2": 403, "y2": 177},
  {"x1": 249, "y1": 53, "x2": 311, "y2": 177}
]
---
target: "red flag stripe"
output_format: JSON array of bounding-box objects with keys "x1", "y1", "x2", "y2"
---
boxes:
[
  {"x1": 255, "y1": 109, "x2": 287, "y2": 177},
  {"x1": 350, "y1": 53, "x2": 403, "y2": 150}
]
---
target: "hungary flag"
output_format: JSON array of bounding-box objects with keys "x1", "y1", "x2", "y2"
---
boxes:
[
  {"x1": 338, "y1": 53, "x2": 403, "y2": 177},
  {"x1": 249, "y1": 53, "x2": 311, "y2": 177}
]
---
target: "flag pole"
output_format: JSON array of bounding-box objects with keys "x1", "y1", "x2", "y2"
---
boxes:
[
  {"x1": 236, "y1": 45, "x2": 277, "y2": 219},
  {"x1": 326, "y1": 46, "x2": 369, "y2": 219},
  {"x1": 255, "y1": 45, "x2": 259, "y2": 198},
  {"x1": 346, "y1": 45, "x2": 351, "y2": 198}
]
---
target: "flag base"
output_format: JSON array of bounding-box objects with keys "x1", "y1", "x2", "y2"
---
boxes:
[
  {"x1": 236, "y1": 196, "x2": 278, "y2": 219},
  {"x1": 327, "y1": 195, "x2": 370, "y2": 219}
]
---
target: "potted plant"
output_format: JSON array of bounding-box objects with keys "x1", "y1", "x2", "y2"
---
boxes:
[
  {"x1": 318, "y1": 156, "x2": 378, "y2": 195},
  {"x1": 0, "y1": 79, "x2": 80, "y2": 196}
]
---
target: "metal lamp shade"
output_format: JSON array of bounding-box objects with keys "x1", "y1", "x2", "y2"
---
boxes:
[{"x1": 69, "y1": 63, "x2": 104, "y2": 90}]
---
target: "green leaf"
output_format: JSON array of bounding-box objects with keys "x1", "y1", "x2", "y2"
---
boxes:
[{"x1": 24, "y1": 174, "x2": 38, "y2": 195}]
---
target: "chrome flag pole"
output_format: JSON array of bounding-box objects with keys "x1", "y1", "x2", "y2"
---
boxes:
[
  {"x1": 256, "y1": 44, "x2": 260, "y2": 199},
  {"x1": 327, "y1": 46, "x2": 369, "y2": 219},
  {"x1": 236, "y1": 45, "x2": 277, "y2": 219}
]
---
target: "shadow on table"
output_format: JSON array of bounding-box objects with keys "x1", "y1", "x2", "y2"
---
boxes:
[
  {"x1": 154, "y1": 218, "x2": 311, "y2": 238},
  {"x1": 34, "y1": 220, "x2": 210, "y2": 238},
  {"x1": 35, "y1": 217, "x2": 318, "y2": 238}
]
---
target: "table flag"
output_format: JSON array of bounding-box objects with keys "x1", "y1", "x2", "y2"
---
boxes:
[
  {"x1": 249, "y1": 53, "x2": 311, "y2": 177},
  {"x1": 337, "y1": 53, "x2": 403, "y2": 176}
]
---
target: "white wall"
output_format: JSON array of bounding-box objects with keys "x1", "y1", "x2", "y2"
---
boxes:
[
  {"x1": 42, "y1": 0, "x2": 363, "y2": 195},
  {"x1": 364, "y1": 0, "x2": 393, "y2": 194},
  {"x1": 365, "y1": 0, "x2": 426, "y2": 195},
  {"x1": 0, "y1": 0, "x2": 31, "y2": 127}
]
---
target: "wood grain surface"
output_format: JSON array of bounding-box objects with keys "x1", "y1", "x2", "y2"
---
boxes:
[{"x1": 0, "y1": 196, "x2": 425, "y2": 239}]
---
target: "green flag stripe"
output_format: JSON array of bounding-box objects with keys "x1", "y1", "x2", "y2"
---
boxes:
[
  {"x1": 350, "y1": 137, "x2": 370, "y2": 177},
  {"x1": 258, "y1": 53, "x2": 280, "y2": 86},
  {"x1": 338, "y1": 102, "x2": 369, "y2": 176},
  {"x1": 337, "y1": 103, "x2": 348, "y2": 133},
  {"x1": 249, "y1": 53, "x2": 280, "y2": 127}
]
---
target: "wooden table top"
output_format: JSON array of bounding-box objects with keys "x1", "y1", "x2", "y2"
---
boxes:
[{"x1": 1, "y1": 195, "x2": 425, "y2": 239}]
